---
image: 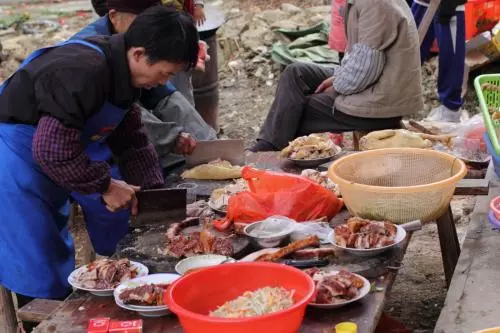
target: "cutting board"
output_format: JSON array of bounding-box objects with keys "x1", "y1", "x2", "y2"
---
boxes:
[{"x1": 116, "y1": 224, "x2": 251, "y2": 273}]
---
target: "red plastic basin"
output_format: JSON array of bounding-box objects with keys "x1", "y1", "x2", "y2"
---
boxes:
[{"x1": 164, "y1": 262, "x2": 316, "y2": 333}]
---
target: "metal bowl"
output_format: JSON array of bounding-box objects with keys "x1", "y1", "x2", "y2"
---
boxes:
[{"x1": 243, "y1": 220, "x2": 295, "y2": 248}]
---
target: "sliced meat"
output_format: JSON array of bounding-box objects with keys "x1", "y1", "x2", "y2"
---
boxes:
[
  {"x1": 119, "y1": 283, "x2": 169, "y2": 306},
  {"x1": 212, "y1": 237, "x2": 234, "y2": 257}
]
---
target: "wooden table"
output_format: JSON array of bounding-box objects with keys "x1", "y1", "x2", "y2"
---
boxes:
[
  {"x1": 165, "y1": 151, "x2": 487, "y2": 286},
  {"x1": 34, "y1": 236, "x2": 411, "y2": 333},
  {"x1": 32, "y1": 152, "x2": 488, "y2": 333}
]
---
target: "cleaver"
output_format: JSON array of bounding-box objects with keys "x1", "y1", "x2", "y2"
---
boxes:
[
  {"x1": 131, "y1": 188, "x2": 187, "y2": 226},
  {"x1": 185, "y1": 139, "x2": 245, "y2": 167}
]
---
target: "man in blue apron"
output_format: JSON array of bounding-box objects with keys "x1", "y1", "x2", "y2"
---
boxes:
[
  {"x1": 70, "y1": 0, "x2": 215, "y2": 257},
  {"x1": 0, "y1": 5, "x2": 199, "y2": 328}
]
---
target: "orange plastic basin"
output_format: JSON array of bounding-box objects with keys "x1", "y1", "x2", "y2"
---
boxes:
[{"x1": 164, "y1": 262, "x2": 316, "y2": 333}]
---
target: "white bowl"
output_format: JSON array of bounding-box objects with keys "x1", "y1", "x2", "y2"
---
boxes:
[
  {"x1": 68, "y1": 261, "x2": 148, "y2": 296},
  {"x1": 175, "y1": 254, "x2": 236, "y2": 275},
  {"x1": 327, "y1": 225, "x2": 406, "y2": 257},
  {"x1": 308, "y1": 270, "x2": 370, "y2": 309},
  {"x1": 114, "y1": 273, "x2": 180, "y2": 317}
]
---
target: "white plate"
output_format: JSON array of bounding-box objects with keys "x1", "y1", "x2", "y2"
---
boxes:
[
  {"x1": 175, "y1": 254, "x2": 235, "y2": 275},
  {"x1": 238, "y1": 248, "x2": 279, "y2": 262},
  {"x1": 113, "y1": 274, "x2": 180, "y2": 317},
  {"x1": 328, "y1": 224, "x2": 406, "y2": 257},
  {"x1": 308, "y1": 270, "x2": 370, "y2": 309},
  {"x1": 68, "y1": 261, "x2": 148, "y2": 297},
  {"x1": 207, "y1": 200, "x2": 227, "y2": 215}
]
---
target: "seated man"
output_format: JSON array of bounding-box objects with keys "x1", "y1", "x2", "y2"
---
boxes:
[
  {"x1": 250, "y1": 0, "x2": 424, "y2": 152},
  {"x1": 72, "y1": 0, "x2": 216, "y2": 256}
]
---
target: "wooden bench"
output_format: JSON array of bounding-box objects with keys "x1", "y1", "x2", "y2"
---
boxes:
[
  {"x1": 17, "y1": 299, "x2": 61, "y2": 324},
  {"x1": 434, "y1": 165, "x2": 500, "y2": 333}
]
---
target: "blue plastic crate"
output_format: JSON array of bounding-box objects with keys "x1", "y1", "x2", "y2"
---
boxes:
[{"x1": 485, "y1": 132, "x2": 500, "y2": 177}]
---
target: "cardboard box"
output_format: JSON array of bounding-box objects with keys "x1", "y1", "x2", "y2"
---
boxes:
[
  {"x1": 87, "y1": 318, "x2": 110, "y2": 333},
  {"x1": 108, "y1": 319, "x2": 143, "y2": 333}
]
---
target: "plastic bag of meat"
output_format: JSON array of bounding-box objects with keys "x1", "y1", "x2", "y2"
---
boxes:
[{"x1": 223, "y1": 167, "x2": 343, "y2": 224}]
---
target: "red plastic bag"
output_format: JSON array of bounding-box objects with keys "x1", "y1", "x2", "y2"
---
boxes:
[
  {"x1": 328, "y1": 0, "x2": 347, "y2": 53},
  {"x1": 224, "y1": 167, "x2": 343, "y2": 224}
]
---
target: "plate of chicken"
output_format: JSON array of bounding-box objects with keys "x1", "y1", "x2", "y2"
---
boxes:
[
  {"x1": 68, "y1": 259, "x2": 149, "y2": 296},
  {"x1": 328, "y1": 217, "x2": 406, "y2": 257},
  {"x1": 304, "y1": 268, "x2": 370, "y2": 309},
  {"x1": 114, "y1": 273, "x2": 180, "y2": 317}
]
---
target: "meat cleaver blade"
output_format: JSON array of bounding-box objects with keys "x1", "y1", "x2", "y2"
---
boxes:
[{"x1": 132, "y1": 188, "x2": 187, "y2": 226}]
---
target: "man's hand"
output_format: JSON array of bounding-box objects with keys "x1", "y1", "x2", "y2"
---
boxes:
[
  {"x1": 102, "y1": 179, "x2": 141, "y2": 215},
  {"x1": 174, "y1": 132, "x2": 197, "y2": 155},
  {"x1": 315, "y1": 77, "x2": 334, "y2": 94},
  {"x1": 193, "y1": 5, "x2": 206, "y2": 26}
]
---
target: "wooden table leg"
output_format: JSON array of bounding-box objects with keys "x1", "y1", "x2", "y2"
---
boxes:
[
  {"x1": 0, "y1": 286, "x2": 18, "y2": 333},
  {"x1": 436, "y1": 204, "x2": 461, "y2": 287}
]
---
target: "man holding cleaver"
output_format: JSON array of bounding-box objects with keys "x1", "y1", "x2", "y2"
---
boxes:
[{"x1": 0, "y1": 5, "x2": 199, "y2": 319}]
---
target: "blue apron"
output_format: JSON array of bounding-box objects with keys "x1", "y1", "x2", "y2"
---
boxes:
[
  {"x1": 70, "y1": 18, "x2": 174, "y2": 256},
  {"x1": 0, "y1": 39, "x2": 129, "y2": 298}
]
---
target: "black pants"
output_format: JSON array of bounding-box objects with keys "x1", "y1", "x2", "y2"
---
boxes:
[{"x1": 256, "y1": 63, "x2": 401, "y2": 151}]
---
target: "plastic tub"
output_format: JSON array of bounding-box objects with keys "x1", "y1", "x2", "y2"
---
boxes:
[
  {"x1": 164, "y1": 262, "x2": 315, "y2": 333},
  {"x1": 490, "y1": 196, "x2": 500, "y2": 220},
  {"x1": 328, "y1": 148, "x2": 467, "y2": 223},
  {"x1": 465, "y1": 0, "x2": 500, "y2": 40}
]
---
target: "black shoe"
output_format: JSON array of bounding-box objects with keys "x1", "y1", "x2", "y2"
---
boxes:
[{"x1": 248, "y1": 140, "x2": 279, "y2": 152}]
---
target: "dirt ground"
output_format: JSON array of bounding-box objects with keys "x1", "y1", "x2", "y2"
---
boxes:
[{"x1": 0, "y1": 0, "x2": 488, "y2": 331}]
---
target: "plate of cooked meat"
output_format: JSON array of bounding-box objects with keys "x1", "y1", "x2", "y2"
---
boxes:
[
  {"x1": 281, "y1": 133, "x2": 342, "y2": 168},
  {"x1": 68, "y1": 259, "x2": 149, "y2": 296},
  {"x1": 114, "y1": 274, "x2": 180, "y2": 317},
  {"x1": 304, "y1": 268, "x2": 370, "y2": 309},
  {"x1": 328, "y1": 217, "x2": 406, "y2": 257}
]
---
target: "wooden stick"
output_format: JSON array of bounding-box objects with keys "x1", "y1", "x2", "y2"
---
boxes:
[
  {"x1": 0, "y1": 287, "x2": 18, "y2": 333},
  {"x1": 418, "y1": 0, "x2": 441, "y2": 46},
  {"x1": 409, "y1": 120, "x2": 435, "y2": 135}
]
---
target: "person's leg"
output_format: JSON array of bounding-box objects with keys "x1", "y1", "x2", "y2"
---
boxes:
[
  {"x1": 297, "y1": 94, "x2": 402, "y2": 136},
  {"x1": 411, "y1": 0, "x2": 436, "y2": 63},
  {"x1": 170, "y1": 70, "x2": 195, "y2": 107},
  {"x1": 435, "y1": 7, "x2": 465, "y2": 111},
  {"x1": 251, "y1": 63, "x2": 334, "y2": 151}
]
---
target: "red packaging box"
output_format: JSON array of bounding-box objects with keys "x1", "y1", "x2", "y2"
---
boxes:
[
  {"x1": 108, "y1": 319, "x2": 143, "y2": 333},
  {"x1": 87, "y1": 318, "x2": 110, "y2": 333}
]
